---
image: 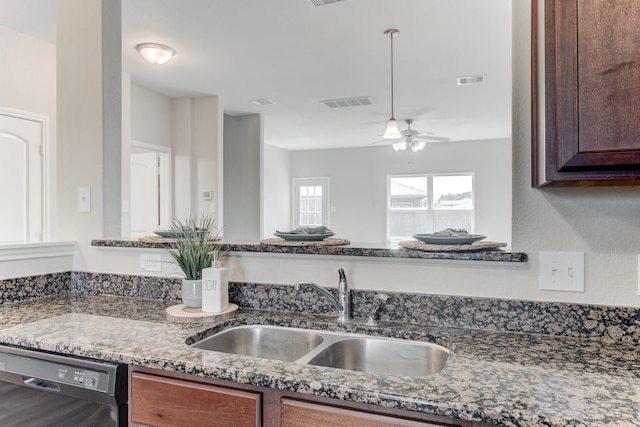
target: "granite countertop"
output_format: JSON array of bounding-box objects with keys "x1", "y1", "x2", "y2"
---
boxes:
[
  {"x1": 91, "y1": 239, "x2": 528, "y2": 263},
  {"x1": 0, "y1": 295, "x2": 638, "y2": 426}
]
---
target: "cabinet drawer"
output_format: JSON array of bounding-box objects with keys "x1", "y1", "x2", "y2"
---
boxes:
[
  {"x1": 130, "y1": 372, "x2": 261, "y2": 427},
  {"x1": 281, "y1": 398, "x2": 453, "y2": 427}
]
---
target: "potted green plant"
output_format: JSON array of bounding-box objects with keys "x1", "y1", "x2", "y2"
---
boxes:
[{"x1": 167, "y1": 215, "x2": 220, "y2": 308}]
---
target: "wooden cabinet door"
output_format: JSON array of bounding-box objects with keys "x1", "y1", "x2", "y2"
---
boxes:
[
  {"x1": 130, "y1": 372, "x2": 261, "y2": 427},
  {"x1": 534, "y1": 0, "x2": 640, "y2": 185},
  {"x1": 281, "y1": 398, "x2": 457, "y2": 427}
]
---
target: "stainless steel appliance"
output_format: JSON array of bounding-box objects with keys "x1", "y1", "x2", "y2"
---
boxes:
[{"x1": 0, "y1": 344, "x2": 127, "y2": 426}]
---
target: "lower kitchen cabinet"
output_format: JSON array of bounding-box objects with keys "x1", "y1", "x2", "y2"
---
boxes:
[
  {"x1": 129, "y1": 366, "x2": 489, "y2": 427},
  {"x1": 130, "y1": 372, "x2": 261, "y2": 427},
  {"x1": 281, "y1": 398, "x2": 445, "y2": 427}
]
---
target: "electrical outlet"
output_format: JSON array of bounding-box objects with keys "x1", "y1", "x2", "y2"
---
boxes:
[
  {"x1": 140, "y1": 254, "x2": 162, "y2": 272},
  {"x1": 539, "y1": 251, "x2": 584, "y2": 292}
]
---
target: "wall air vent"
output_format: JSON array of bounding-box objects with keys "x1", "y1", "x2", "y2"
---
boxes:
[
  {"x1": 307, "y1": 0, "x2": 344, "y2": 6},
  {"x1": 457, "y1": 75, "x2": 485, "y2": 86},
  {"x1": 320, "y1": 96, "x2": 373, "y2": 109},
  {"x1": 249, "y1": 98, "x2": 276, "y2": 105}
]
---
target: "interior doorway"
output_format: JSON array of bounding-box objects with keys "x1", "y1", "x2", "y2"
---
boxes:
[
  {"x1": 0, "y1": 110, "x2": 45, "y2": 243},
  {"x1": 129, "y1": 141, "x2": 171, "y2": 238}
]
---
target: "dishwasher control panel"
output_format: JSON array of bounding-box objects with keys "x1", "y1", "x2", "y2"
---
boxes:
[
  {"x1": 0, "y1": 349, "x2": 113, "y2": 393},
  {"x1": 58, "y1": 367, "x2": 101, "y2": 389}
]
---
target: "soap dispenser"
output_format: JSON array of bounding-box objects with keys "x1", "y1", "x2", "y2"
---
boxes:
[{"x1": 201, "y1": 251, "x2": 229, "y2": 313}]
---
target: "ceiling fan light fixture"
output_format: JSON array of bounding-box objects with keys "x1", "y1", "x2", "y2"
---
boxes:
[
  {"x1": 411, "y1": 142, "x2": 422, "y2": 152},
  {"x1": 136, "y1": 43, "x2": 175, "y2": 65},
  {"x1": 383, "y1": 118, "x2": 402, "y2": 139},
  {"x1": 382, "y1": 29, "x2": 401, "y2": 140}
]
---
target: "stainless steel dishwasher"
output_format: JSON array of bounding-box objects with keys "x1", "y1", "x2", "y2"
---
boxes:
[{"x1": 0, "y1": 344, "x2": 127, "y2": 426}]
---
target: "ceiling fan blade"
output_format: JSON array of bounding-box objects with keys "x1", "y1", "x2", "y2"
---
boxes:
[
  {"x1": 414, "y1": 135, "x2": 451, "y2": 142},
  {"x1": 372, "y1": 138, "x2": 401, "y2": 145}
]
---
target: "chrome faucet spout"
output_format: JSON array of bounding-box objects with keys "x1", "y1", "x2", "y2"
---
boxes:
[
  {"x1": 337, "y1": 268, "x2": 351, "y2": 322},
  {"x1": 294, "y1": 268, "x2": 351, "y2": 323},
  {"x1": 294, "y1": 281, "x2": 343, "y2": 312}
]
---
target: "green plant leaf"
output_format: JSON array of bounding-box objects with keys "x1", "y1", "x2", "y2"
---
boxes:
[{"x1": 166, "y1": 214, "x2": 221, "y2": 280}]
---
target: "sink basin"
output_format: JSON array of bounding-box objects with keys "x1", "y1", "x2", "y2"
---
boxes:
[
  {"x1": 191, "y1": 325, "x2": 324, "y2": 362},
  {"x1": 191, "y1": 325, "x2": 449, "y2": 376},
  {"x1": 305, "y1": 338, "x2": 449, "y2": 377}
]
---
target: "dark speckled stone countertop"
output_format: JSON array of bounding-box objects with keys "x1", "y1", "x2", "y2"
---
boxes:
[
  {"x1": 92, "y1": 239, "x2": 528, "y2": 263},
  {"x1": 0, "y1": 295, "x2": 638, "y2": 426}
]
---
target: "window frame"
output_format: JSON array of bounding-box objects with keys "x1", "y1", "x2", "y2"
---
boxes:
[
  {"x1": 386, "y1": 173, "x2": 474, "y2": 242},
  {"x1": 292, "y1": 177, "x2": 330, "y2": 228}
]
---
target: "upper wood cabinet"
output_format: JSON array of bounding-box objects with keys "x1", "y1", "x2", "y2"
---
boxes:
[{"x1": 532, "y1": 0, "x2": 640, "y2": 186}]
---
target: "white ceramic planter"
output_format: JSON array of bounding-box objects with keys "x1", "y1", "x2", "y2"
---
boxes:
[{"x1": 181, "y1": 279, "x2": 202, "y2": 308}]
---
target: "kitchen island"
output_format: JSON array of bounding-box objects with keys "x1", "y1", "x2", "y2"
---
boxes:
[{"x1": 0, "y1": 295, "x2": 638, "y2": 426}]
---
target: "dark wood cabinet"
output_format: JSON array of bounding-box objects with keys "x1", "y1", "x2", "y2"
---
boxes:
[
  {"x1": 130, "y1": 372, "x2": 261, "y2": 427},
  {"x1": 281, "y1": 398, "x2": 445, "y2": 427},
  {"x1": 532, "y1": 0, "x2": 640, "y2": 186},
  {"x1": 128, "y1": 366, "x2": 489, "y2": 427}
]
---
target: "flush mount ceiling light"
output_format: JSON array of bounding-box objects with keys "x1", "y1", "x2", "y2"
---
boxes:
[
  {"x1": 136, "y1": 43, "x2": 175, "y2": 65},
  {"x1": 382, "y1": 29, "x2": 402, "y2": 139}
]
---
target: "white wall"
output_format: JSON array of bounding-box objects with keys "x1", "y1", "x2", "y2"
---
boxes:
[
  {"x1": 7, "y1": 1, "x2": 640, "y2": 309},
  {"x1": 262, "y1": 144, "x2": 291, "y2": 238},
  {"x1": 287, "y1": 139, "x2": 511, "y2": 244},
  {"x1": 193, "y1": 97, "x2": 221, "y2": 220},
  {"x1": 171, "y1": 97, "x2": 195, "y2": 220},
  {"x1": 130, "y1": 83, "x2": 171, "y2": 147},
  {"x1": 56, "y1": 0, "x2": 107, "y2": 246},
  {"x1": 223, "y1": 114, "x2": 261, "y2": 241},
  {"x1": 171, "y1": 96, "x2": 222, "y2": 223},
  {"x1": 0, "y1": 26, "x2": 57, "y2": 241},
  {"x1": 81, "y1": 1, "x2": 640, "y2": 308}
]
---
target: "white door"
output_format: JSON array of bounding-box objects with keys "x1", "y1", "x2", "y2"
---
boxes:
[
  {"x1": 0, "y1": 113, "x2": 43, "y2": 243},
  {"x1": 130, "y1": 151, "x2": 159, "y2": 237}
]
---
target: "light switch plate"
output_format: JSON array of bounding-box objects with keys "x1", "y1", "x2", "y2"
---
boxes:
[
  {"x1": 539, "y1": 251, "x2": 585, "y2": 292},
  {"x1": 78, "y1": 186, "x2": 91, "y2": 213},
  {"x1": 140, "y1": 254, "x2": 162, "y2": 272}
]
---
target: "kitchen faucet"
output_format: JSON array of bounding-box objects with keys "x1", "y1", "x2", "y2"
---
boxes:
[
  {"x1": 366, "y1": 293, "x2": 390, "y2": 326},
  {"x1": 294, "y1": 268, "x2": 351, "y2": 322}
]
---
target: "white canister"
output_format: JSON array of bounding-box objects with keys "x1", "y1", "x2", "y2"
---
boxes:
[{"x1": 201, "y1": 252, "x2": 229, "y2": 313}]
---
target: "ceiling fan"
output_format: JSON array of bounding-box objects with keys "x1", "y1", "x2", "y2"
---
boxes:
[
  {"x1": 375, "y1": 119, "x2": 450, "y2": 152},
  {"x1": 379, "y1": 29, "x2": 449, "y2": 152}
]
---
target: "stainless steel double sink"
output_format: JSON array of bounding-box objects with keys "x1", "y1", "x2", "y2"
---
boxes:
[{"x1": 190, "y1": 325, "x2": 449, "y2": 377}]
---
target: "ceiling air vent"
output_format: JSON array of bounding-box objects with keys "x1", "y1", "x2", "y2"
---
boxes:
[
  {"x1": 320, "y1": 96, "x2": 373, "y2": 109},
  {"x1": 457, "y1": 75, "x2": 485, "y2": 86},
  {"x1": 249, "y1": 98, "x2": 276, "y2": 106},
  {"x1": 307, "y1": 0, "x2": 344, "y2": 6}
]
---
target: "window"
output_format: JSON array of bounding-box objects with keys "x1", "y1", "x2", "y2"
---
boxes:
[
  {"x1": 387, "y1": 174, "x2": 474, "y2": 241},
  {"x1": 293, "y1": 178, "x2": 329, "y2": 228}
]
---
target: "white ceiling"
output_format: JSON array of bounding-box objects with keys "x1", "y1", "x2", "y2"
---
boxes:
[{"x1": 0, "y1": 0, "x2": 512, "y2": 151}]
